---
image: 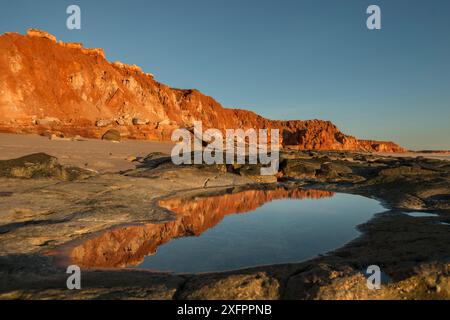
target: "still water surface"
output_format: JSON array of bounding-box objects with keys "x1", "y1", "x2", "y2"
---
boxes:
[
  {"x1": 68, "y1": 189, "x2": 385, "y2": 274},
  {"x1": 134, "y1": 190, "x2": 384, "y2": 273}
]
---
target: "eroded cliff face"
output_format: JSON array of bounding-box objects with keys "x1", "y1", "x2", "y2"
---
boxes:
[
  {"x1": 67, "y1": 188, "x2": 334, "y2": 268},
  {"x1": 0, "y1": 29, "x2": 406, "y2": 152}
]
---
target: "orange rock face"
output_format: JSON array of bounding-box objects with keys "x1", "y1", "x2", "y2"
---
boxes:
[
  {"x1": 0, "y1": 29, "x2": 406, "y2": 152},
  {"x1": 66, "y1": 188, "x2": 335, "y2": 268}
]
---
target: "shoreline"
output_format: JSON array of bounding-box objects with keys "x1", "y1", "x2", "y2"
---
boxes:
[
  {"x1": 0, "y1": 133, "x2": 449, "y2": 300},
  {"x1": 1, "y1": 133, "x2": 448, "y2": 174}
]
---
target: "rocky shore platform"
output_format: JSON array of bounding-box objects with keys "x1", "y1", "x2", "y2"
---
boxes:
[{"x1": 0, "y1": 134, "x2": 449, "y2": 300}]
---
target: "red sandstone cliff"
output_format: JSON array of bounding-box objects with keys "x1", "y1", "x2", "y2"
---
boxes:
[{"x1": 0, "y1": 29, "x2": 406, "y2": 152}]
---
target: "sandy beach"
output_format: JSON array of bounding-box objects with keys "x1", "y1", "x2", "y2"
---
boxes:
[{"x1": 0, "y1": 133, "x2": 175, "y2": 173}]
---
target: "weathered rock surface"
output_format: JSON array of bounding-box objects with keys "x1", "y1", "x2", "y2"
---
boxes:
[
  {"x1": 0, "y1": 153, "x2": 93, "y2": 181},
  {"x1": 0, "y1": 149, "x2": 448, "y2": 300},
  {"x1": 0, "y1": 29, "x2": 405, "y2": 152}
]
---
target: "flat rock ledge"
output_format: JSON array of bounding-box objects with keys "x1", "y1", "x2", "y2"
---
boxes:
[{"x1": 0, "y1": 150, "x2": 449, "y2": 300}]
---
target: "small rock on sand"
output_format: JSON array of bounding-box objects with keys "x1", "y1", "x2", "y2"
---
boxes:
[{"x1": 102, "y1": 129, "x2": 121, "y2": 142}]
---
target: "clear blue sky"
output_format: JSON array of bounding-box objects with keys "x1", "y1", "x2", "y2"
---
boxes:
[{"x1": 1, "y1": 0, "x2": 449, "y2": 150}]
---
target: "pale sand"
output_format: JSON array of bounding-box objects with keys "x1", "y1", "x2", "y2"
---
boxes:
[{"x1": 0, "y1": 133, "x2": 175, "y2": 173}]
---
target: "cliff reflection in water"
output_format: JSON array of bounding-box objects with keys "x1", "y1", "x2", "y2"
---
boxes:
[{"x1": 69, "y1": 188, "x2": 334, "y2": 269}]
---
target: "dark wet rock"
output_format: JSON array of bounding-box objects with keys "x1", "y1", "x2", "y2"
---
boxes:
[
  {"x1": 279, "y1": 158, "x2": 321, "y2": 179},
  {"x1": 0, "y1": 153, "x2": 57, "y2": 179},
  {"x1": 425, "y1": 194, "x2": 450, "y2": 209},
  {"x1": 316, "y1": 162, "x2": 352, "y2": 179}
]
